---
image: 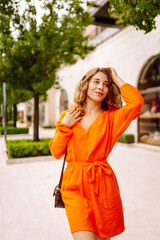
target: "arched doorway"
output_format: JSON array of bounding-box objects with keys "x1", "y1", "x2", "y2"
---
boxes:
[
  {"x1": 60, "y1": 89, "x2": 69, "y2": 113},
  {"x1": 138, "y1": 55, "x2": 160, "y2": 146}
]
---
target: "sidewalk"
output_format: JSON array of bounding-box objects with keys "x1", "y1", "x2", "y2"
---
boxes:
[{"x1": 0, "y1": 130, "x2": 160, "y2": 240}]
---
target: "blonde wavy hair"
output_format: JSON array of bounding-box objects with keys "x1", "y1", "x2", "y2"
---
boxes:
[{"x1": 72, "y1": 67, "x2": 122, "y2": 117}]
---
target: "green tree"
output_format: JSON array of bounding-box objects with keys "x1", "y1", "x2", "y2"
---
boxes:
[
  {"x1": 0, "y1": 0, "x2": 95, "y2": 141},
  {"x1": 108, "y1": 0, "x2": 160, "y2": 33},
  {"x1": 8, "y1": 89, "x2": 32, "y2": 127},
  {"x1": 0, "y1": 83, "x2": 32, "y2": 127}
]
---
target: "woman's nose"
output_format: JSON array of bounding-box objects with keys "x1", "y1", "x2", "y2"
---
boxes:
[{"x1": 98, "y1": 84, "x2": 103, "y2": 90}]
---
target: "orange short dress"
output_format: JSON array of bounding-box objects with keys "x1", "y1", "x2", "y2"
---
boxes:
[{"x1": 49, "y1": 83, "x2": 144, "y2": 238}]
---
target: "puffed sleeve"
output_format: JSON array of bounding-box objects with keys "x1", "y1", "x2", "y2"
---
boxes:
[
  {"x1": 109, "y1": 83, "x2": 144, "y2": 147},
  {"x1": 49, "y1": 110, "x2": 73, "y2": 159}
]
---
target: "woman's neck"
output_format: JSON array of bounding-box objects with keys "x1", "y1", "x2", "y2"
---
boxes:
[{"x1": 85, "y1": 99, "x2": 103, "y2": 116}]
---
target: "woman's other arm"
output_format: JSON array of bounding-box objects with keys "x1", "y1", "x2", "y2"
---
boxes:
[
  {"x1": 107, "y1": 67, "x2": 144, "y2": 148},
  {"x1": 49, "y1": 109, "x2": 81, "y2": 159}
]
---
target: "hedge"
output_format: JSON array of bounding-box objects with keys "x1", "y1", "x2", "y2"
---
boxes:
[
  {"x1": 41, "y1": 125, "x2": 55, "y2": 129},
  {"x1": 6, "y1": 138, "x2": 52, "y2": 158},
  {"x1": 0, "y1": 127, "x2": 29, "y2": 135},
  {"x1": 0, "y1": 122, "x2": 14, "y2": 127},
  {"x1": 118, "y1": 133, "x2": 135, "y2": 143}
]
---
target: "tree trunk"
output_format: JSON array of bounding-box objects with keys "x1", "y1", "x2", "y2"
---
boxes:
[
  {"x1": 13, "y1": 104, "x2": 17, "y2": 128},
  {"x1": 34, "y1": 93, "x2": 39, "y2": 141}
]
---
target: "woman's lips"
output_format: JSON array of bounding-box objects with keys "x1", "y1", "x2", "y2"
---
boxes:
[{"x1": 95, "y1": 92, "x2": 103, "y2": 96}]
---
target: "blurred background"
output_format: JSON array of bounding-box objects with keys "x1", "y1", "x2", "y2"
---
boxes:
[{"x1": 0, "y1": 1, "x2": 160, "y2": 240}]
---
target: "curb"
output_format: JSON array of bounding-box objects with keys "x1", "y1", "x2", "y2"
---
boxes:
[
  {"x1": 3, "y1": 151, "x2": 55, "y2": 165},
  {"x1": 116, "y1": 142, "x2": 160, "y2": 152}
]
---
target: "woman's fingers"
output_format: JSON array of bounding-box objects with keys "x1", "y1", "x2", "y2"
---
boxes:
[
  {"x1": 69, "y1": 108, "x2": 77, "y2": 114},
  {"x1": 74, "y1": 111, "x2": 81, "y2": 119},
  {"x1": 69, "y1": 108, "x2": 76, "y2": 114},
  {"x1": 61, "y1": 108, "x2": 82, "y2": 127},
  {"x1": 76, "y1": 116, "x2": 82, "y2": 122},
  {"x1": 106, "y1": 67, "x2": 118, "y2": 83},
  {"x1": 72, "y1": 109, "x2": 79, "y2": 116},
  {"x1": 69, "y1": 108, "x2": 81, "y2": 118}
]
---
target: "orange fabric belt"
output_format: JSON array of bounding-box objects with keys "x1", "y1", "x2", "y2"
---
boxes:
[
  {"x1": 67, "y1": 160, "x2": 112, "y2": 182},
  {"x1": 67, "y1": 160, "x2": 112, "y2": 209}
]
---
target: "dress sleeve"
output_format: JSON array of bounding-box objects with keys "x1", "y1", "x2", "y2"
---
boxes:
[
  {"x1": 109, "y1": 83, "x2": 144, "y2": 146},
  {"x1": 49, "y1": 110, "x2": 73, "y2": 159}
]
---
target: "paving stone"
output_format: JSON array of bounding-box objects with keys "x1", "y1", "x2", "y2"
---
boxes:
[{"x1": 0, "y1": 130, "x2": 160, "y2": 240}]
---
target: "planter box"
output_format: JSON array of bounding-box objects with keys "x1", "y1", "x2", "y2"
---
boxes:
[{"x1": 3, "y1": 151, "x2": 55, "y2": 165}]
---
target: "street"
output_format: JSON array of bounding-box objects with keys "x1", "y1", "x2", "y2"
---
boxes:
[{"x1": 0, "y1": 134, "x2": 160, "y2": 240}]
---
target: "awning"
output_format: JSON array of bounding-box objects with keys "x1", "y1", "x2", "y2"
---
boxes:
[{"x1": 89, "y1": 0, "x2": 121, "y2": 28}]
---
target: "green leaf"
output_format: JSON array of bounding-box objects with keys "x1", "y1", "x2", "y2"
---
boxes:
[{"x1": 108, "y1": 0, "x2": 160, "y2": 33}]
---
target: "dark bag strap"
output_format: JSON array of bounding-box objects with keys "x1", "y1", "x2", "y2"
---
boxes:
[{"x1": 58, "y1": 150, "x2": 67, "y2": 188}]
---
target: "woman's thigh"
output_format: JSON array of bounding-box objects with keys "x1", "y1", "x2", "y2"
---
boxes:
[
  {"x1": 72, "y1": 231, "x2": 97, "y2": 240},
  {"x1": 72, "y1": 231, "x2": 111, "y2": 240},
  {"x1": 97, "y1": 237, "x2": 110, "y2": 240}
]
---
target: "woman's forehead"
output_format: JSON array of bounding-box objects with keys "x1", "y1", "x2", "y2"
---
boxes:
[{"x1": 92, "y1": 71, "x2": 108, "y2": 82}]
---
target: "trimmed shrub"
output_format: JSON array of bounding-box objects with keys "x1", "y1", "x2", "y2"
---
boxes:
[
  {"x1": 0, "y1": 127, "x2": 29, "y2": 135},
  {"x1": 0, "y1": 122, "x2": 14, "y2": 127},
  {"x1": 6, "y1": 138, "x2": 52, "y2": 158},
  {"x1": 41, "y1": 125, "x2": 55, "y2": 129},
  {"x1": 27, "y1": 115, "x2": 32, "y2": 121},
  {"x1": 118, "y1": 133, "x2": 135, "y2": 143}
]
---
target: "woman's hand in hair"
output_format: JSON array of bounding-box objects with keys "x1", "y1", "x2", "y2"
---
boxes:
[
  {"x1": 106, "y1": 67, "x2": 126, "y2": 88},
  {"x1": 106, "y1": 67, "x2": 118, "y2": 81},
  {"x1": 61, "y1": 108, "x2": 82, "y2": 127}
]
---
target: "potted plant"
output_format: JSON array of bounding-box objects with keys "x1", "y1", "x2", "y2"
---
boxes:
[{"x1": 26, "y1": 115, "x2": 32, "y2": 127}]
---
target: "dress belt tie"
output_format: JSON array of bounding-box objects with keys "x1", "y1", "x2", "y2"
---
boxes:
[
  {"x1": 67, "y1": 160, "x2": 112, "y2": 181},
  {"x1": 86, "y1": 161, "x2": 112, "y2": 183},
  {"x1": 67, "y1": 160, "x2": 112, "y2": 209}
]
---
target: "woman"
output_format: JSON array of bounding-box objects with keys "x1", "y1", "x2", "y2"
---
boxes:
[{"x1": 49, "y1": 67, "x2": 144, "y2": 240}]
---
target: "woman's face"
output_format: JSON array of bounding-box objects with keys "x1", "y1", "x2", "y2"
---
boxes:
[{"x1": 87, "y1": 71, "x2": 109, "y2": 103}]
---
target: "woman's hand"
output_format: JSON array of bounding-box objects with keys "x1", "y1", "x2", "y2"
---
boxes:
[
  {"x1": 61, "y1": 108, "x2": 82, "y2": 127},
  {"x1": 106, "y1": 67, "x2": 118, "y2": 82},
  {"x1": 106, "y1": 67, "x2": 126, "y2": 88}
]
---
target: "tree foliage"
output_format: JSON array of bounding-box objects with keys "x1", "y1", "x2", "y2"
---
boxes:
[
  {"x1": 0, "y1": 0, "x2": 95, "y2": 141},
  {"x1": 108, "y1": 0, "x2": 160, "y2": 33}
]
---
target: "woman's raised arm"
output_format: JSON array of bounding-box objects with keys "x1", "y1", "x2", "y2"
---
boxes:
[{"x1": 106, "y1": 67, "x2": 126, "y2": 88}]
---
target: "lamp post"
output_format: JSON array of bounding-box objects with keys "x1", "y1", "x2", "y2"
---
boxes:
[{"x1": 2, "y1": 53, "x2": 7, "y2": 141}]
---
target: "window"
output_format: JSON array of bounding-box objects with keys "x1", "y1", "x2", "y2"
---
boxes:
[
  {"x1": 138, "y1": 56, "x2": 160, "y2": 146},
  {"x1": 60, "y1": 89, "x2": 68, "y2": 113}
]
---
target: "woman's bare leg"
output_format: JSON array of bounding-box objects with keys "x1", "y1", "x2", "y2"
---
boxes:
[
  {"x1": 72, "y1": 231, "x2": 97, "y2": 240},
  {"x1": 72, "y1": 231, "x2": 111, "y2": 240},
  {"x1": 97, "y1": 237, "x2": 110, "y2": 240}
]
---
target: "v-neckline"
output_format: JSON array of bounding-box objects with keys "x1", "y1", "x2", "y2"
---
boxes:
[{"x1": 78, "y1": 110, "x2": 105, "y2": 133}]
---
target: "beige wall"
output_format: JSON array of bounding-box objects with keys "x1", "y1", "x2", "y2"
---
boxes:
[
  {"x1": 44, "y1": 87, "x2": 56, "y2": 126},
  {"x1": 46, "y1": 17, "x2": 160, "y2": 139}
]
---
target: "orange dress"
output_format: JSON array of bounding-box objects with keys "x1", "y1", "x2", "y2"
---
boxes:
[{"x1": 49, "y1": 83, "x2": 144, "y2": 238}]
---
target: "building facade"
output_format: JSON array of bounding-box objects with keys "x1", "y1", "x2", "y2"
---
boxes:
[{"x1": 45, "y1": 16, "x2": 160, "y2": 147}]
